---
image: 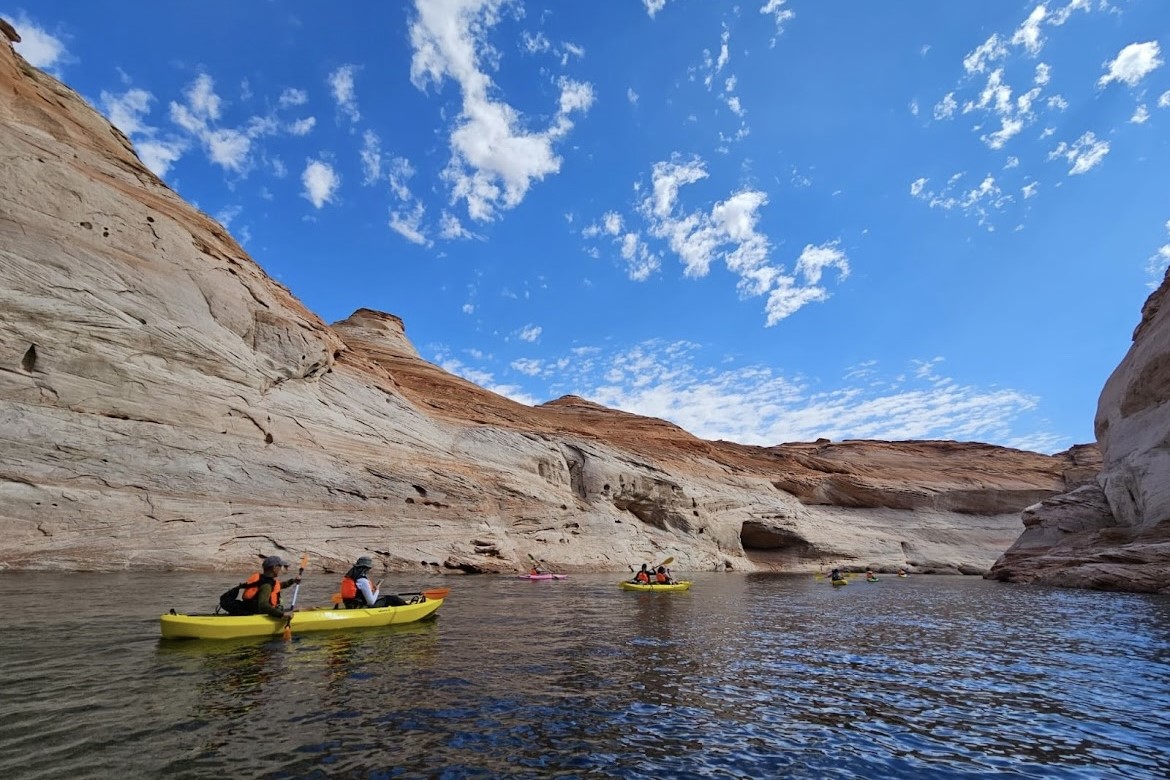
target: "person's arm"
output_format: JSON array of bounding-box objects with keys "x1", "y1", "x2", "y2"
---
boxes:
[
  {"x1": 254, "y1": 582, "x2": 285, "y2": 618},
  {"x1": 357, "y1": 576, "x2": 378, "y2": 606},
  {"x1": 281, "y1": 576, "x2": 301, "y2": 589}
]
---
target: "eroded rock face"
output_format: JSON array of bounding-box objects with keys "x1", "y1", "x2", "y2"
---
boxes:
[
  {"x1": 0, "y1": 29, "x2": 1094, "y2": 577},
  {"x1": 988, "y1": 271, "x2": 1170, "y2": 592}
]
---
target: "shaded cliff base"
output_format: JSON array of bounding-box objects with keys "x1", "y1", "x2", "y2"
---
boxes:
[{"x1": 988, "y1": 483, "x2": 1170, "y2": 593}]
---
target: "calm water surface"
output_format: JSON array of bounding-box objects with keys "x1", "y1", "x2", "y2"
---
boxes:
[{"x1": 1, "y1": 572, "x2": 1168, "y2": 779}]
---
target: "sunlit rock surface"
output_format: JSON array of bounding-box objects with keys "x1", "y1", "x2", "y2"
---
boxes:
[{"x1": 0, "y1": 25, "x2": 1093, "y2": 576}]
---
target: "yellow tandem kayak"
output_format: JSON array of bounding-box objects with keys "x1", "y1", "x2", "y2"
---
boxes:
[
  {"x1": 159, "y1": 598, "x2": 443, "y2": 640},
  {"x1": 618, "y1": 581, "x2": 692, "y2": 592}
]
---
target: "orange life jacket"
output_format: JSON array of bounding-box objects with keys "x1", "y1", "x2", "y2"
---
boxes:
[
  {"x1": 240, "y1": 572, "x2": 280, "y2": 607},
  {"x1": 340, "y1": 566, "x2": 373, "y2": 608},
  {"x1": 655, "y1": 571, "x2": 669, "y2": 583},
  {"x1": 635, "y1": 570, "x2": 650, "y2": 583}
]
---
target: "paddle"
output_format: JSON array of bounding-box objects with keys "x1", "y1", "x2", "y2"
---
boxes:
[
  {"x1": 282, "y1": 553, "x2": 308, "y2": 640},
  {"x1": 526, "y1": 552, "x2": 550, "y2": 575},
  {"x1": 629, "y1": 556, "x2": 675, "y2": 584},
  {"x1": 330, "y1": 586, "x2": 450, "y2": 606}
]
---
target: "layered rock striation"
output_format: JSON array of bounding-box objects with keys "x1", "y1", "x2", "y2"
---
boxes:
[
  {"x1": 989, "y1": 269, "x2": 1170, "y2": 592},
  {"x1": 0, "y1": 25, "x2": 1094, "y2": 577}
]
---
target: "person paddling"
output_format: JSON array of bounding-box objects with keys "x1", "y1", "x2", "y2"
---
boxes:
[
  {"x1": 340, "y1": 556, "x2": 406, "y2": 608},
  {"x1": 654, "y1": 565, "x2": 674, "y2": 584},
  {"x1": 830, "y1": 567, "x2": 846, "y2": 584},
  {"x1": 220, "y1": 555, "x2": 300, "y2": 617},
  {"x1": 632, "y1": 563, "x2": 651, "y2": 584}
]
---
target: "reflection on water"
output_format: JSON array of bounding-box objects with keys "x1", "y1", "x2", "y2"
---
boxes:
[{"x1": 0, "y1": 572, "x2": 1168, "y2": 778}]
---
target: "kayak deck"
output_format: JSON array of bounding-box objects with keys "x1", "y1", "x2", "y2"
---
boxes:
[
  {"x1": 159, "y1": 598, "x2": 443, "y2": 640},
  {"x1": 618, "y1": 580, "x2": 692, "y2": 592}
]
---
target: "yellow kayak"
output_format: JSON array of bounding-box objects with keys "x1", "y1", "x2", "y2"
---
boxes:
[
  {"x1": 618, "y1": 580, "x2": 692, "y2": 592},
  {"x1": 831, "y1": 579, "x2": 849, "y2": 586},
  {"x1": 159, "y1": 598, "x2": 443, "y2": 640}
]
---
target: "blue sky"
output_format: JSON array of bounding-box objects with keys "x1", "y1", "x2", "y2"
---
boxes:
[{"x1": 7, "y1": 1, "x2": 1169, "y2": 453}]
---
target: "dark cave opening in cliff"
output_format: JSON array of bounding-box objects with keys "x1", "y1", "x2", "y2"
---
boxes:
[{"x1": 740, "y1": 520, "x2": 824, "y2": 568}]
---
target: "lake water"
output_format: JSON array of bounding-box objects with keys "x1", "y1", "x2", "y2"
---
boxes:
[{"x1": 0, "y1": 572, "x2": 1168, "y2": 779}]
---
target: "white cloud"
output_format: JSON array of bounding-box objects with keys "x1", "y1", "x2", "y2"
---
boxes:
[
  {"x1": 1048, "y1": 0, "x2": 1090, "y2": 26},
  {"x1": 1048, "y1": 131, "x2": 1110, "y2": 174},
  {"x1": 1010, "y1": 5, "x2": 1047, "y2": 55},
  {"x1": 440, "y1": 210, "x2": 476, "y2": 240},
  {"x1": 517, "y1": 324, "x2": 542, "y2": 343},
  {"x1": 911, "y1": 171, "x2": 1012, "y2": 228},
  {"x1": 1131, "y1": 104, "x2": 1150, "y2": 124},
  {"x1": 522, "y1": 31, "x2": 550, "y2": 53},
  {"x1": 390, "y1": 202, "x2": 430, "y2": 246},
  {"x1": 409, "y1": 0, "x2": 596, "y2": 222},
  {"x1": 627, "y1": 88, "x2": 639, "y2": 105},
  {"x1": 165, "y1": 73, "x2": 289, "y2": 173},
  {"x1": 328, "y1": 65, "x2": 361, "y2": 122},
  {"x1": 643, "y1": 0, "x2": 667, "y2": 17},
  {"x1": 963, "y1": 34, "x2": 1008, "y2": 75},
  {"x1": 99, "y1": 88, "x2": 188, "y2": 177},
  {"x1": 760, "y1": 0, "x2": 795, "y2": 40},
  {"x1": 1022, "y1": 181, "x2": 1039, "y2": 199},
  {"x1": 500, "y1": 341, "x2": 1061, "y2": 451},
  {"x1": 933, "y1": 92, "x2": 957, "y2": 120},
  {"x1": 186, "y1": 73, "x2": 222, "y2": 121},
  {"x1": 101, "y1": 88, "x2": 153, "y2": 135},
  {"x1": 388, "y1": 156, "x2": 416, "y2": 201},
  {"x1": 1160, "y1": 91, "x2": 1170, "y2": 108},
  {"x1": 302, "y1": 159, "x2": 340, "y2": 207},
  {"x1": 1098, "y1": 42, "x2": 1163, "y2": 88},
  {"x1": 360, "y1": 130, "x2": 382, "y2": 185},
  {"x1": 587, "y1": 157, "x2": 846, "y2": 324},
  {"x1": 287, "y1": 117, "x2": 315, "y2": 135},
  {"x1": 1034, "y1": 62, "x2": 1051, "y2": 86},
  {"x1": 278, "y1": 88, "x2": 308, "y2": 108},
  {"x1": 9, "y1": 15, "x2": 66, "y2": 72}
]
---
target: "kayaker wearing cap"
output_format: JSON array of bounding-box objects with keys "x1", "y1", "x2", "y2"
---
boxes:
[
  {"x1": 340, "y1": 555, "x2": 406, "y2": 609},
  {"x1": 237, "y1": 555, "x2": 300, "y2": 618}
]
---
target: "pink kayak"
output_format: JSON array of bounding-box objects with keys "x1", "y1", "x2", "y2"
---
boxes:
[{"x1": 516, "y1": 573, "x2": 569, "y2": 580}]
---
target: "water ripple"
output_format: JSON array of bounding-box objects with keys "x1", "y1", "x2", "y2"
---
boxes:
[{"x1": 1, "y1": 572, "x2": 1168, "y2": 778}]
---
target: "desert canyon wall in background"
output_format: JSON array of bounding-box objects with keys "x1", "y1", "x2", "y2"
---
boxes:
[{"x1": 2, "y1": 23, "x2": 1164, "y2": 592}]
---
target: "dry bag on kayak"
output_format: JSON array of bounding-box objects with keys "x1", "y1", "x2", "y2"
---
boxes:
[{"x1": 217, "y1": 583, "x2": 252, "y2": 615}]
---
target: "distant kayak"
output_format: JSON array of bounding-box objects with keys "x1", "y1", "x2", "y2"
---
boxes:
[
  {"x1": 159, "y1": 598, "x2": 443, "y2": 640},
  {"x1": 516, "y1": 573, "x2": 569, "y2": 580},
  {"x1": 619, "y1": 581, "x2": 692, "y2": 592},
  {"x1": 831, "y1": 579, "x2": 849, "y2": 586},
  {"x1": 866, "y1": 578, "x2": 880, "y2": 582}
]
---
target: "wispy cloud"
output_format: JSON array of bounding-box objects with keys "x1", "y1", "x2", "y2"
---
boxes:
[
  {"x1": 486, "y1": 341, "x2": 1064, "y2": 452},
  {"x1": 585, "y1": 156, "x2": 848, "y2": 325},
  {"x1": 8, "y1": 14, "x2": 67, "y2": 74},
  {"x1": 1048, "y1": 131, "x2": 1110, "y2": 174},
  {"x1": 408, "y1": 0, "x2": 596, "y2": 222},
  {"x1": 760, "y1": 0, "x2": 795, "y2": 46},
  {"x1": 328, "y1": 65, "x2": 361, "y2": 123}
]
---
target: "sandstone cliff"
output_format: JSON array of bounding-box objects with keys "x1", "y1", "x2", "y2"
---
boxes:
[
  {"x1": 0, "y1": 24, "x2": 1093, "y2": 576},
  {"x1": 988, "y1": 264, "x2": 1170, "y2": 592}
]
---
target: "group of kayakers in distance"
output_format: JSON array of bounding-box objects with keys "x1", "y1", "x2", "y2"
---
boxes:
[{"x1": 630, "y1": 563, "x2": 674, "y2": 584}]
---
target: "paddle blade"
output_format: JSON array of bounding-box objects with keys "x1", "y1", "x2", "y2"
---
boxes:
[
  {"x1": 422, "y1": 587, "x2": 450, "y2": 600},
  {"x1": 658, "y1": 556, "x2": 675, "y2": 568},
  {"x1": 330, "y1": 592, "x2": 343, "y2": 604},
  {"x1": 282, "y1": 616, "x2": 292, "y2": 641}
]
